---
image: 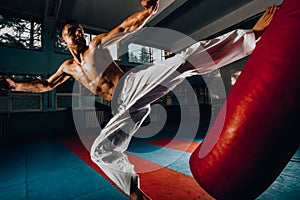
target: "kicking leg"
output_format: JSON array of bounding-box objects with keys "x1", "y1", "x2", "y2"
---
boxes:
[{"x1": 90, "y1": 105, "x2": 151, "y2": 198}]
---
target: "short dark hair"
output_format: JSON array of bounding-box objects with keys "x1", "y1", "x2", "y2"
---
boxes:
[{"x1": 59, "y1": 19, "x2": 81, "y2": 34}]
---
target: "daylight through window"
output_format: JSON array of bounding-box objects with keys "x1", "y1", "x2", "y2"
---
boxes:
[
  {"x1": 128, "y1": 43, "x2": 165, "y2": 64},
  {"x1": 0, "y1": 14, "x2": 42, "y2": 50}
]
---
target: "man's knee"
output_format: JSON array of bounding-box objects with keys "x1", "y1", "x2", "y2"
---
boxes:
[
  {"x1": 129, "y1": 106, "x2": 151, "y2": 125},
  {"x1": 90, "y1": 138, "x2": 108, "y2": 162}
]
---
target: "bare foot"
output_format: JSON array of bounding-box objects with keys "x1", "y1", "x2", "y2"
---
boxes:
[
  {"x1": 130, "y1": 177, "x2": 151, "y2": 200},
  {"x1": 130, "y1": 188, "x2": 151, "y2": 200},
  {"x1": 252, "y1": 5, "x2": 279, "y2": 32}
]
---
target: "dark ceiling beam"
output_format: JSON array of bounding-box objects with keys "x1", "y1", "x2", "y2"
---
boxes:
[
  {"x1": 43, "y1": 0, "x2": 62, "y2": 35},
  {"x1": 121, "y1": 0, "x2": 188, "y2": 47},
  {"x1": 189, "y1": 0, "x2": 283, "y2": 40},
  {"x1": 147, "y1": 0, "x2": 188, "y2": 26}
]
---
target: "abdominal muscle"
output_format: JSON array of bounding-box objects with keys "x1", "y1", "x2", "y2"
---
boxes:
[
  {"x1": 78, "y1": 48, "x2": 124, "y2": 101},
  {"x1": 95, "y1": 59, "x2": 124, "y2": 101}
]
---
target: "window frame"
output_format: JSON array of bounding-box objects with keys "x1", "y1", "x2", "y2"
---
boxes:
[
  {"x1": 0, "y1": 11, "x2": 43, "y2": 51},
  {"x1": 128, "y1": 43, "x2": 166, "y2": 65}
]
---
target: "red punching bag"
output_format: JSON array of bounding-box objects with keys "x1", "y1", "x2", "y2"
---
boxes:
[{"x1": 190, "y1": 0, "x2": 300, "y2": 199}]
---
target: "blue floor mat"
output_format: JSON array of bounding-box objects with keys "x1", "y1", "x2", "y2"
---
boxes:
[{"x1": 0, "y1": 139, "x2": 127, "y2": 200}]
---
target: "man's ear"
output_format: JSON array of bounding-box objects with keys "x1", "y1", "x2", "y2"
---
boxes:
[{"x1": 60, "y1": 37, "x2": 67, "y2": 45}]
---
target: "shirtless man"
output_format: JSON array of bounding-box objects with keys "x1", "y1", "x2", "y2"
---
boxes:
[
  {"x1": 0, "y1": 0, "x2": 158, "y2": 101},
  {"x1": 0, "y1": 2, "x2": 278, "y2": 199}
]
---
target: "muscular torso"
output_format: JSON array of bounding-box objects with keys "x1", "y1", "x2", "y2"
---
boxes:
[{"x1": 62, "y1": 46, "x2": 124, "y2": 101}]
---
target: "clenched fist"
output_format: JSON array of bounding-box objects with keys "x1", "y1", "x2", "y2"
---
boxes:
[{"x1": 141, "y1": 0, "x2": 159, "y2": 14}]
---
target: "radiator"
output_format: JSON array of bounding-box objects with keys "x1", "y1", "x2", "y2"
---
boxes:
[{"x1": 85, "y1": 110, "x2": 105, "y2": 128}]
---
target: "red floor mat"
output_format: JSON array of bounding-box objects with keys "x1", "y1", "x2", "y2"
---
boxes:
[
  {"x1": 126, "y1": 153, "x2": 214, "y2": 200},
  {"x1": 61, "y1": 137, "x2": 214, "y2": 200},
  {"x1": 148, "y1": 138, "x2": 200, "y2": 153}
]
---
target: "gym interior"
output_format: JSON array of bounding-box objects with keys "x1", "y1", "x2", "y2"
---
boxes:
[{"x1": 0, "y1": 0, "x2": 299, "y2": 199}]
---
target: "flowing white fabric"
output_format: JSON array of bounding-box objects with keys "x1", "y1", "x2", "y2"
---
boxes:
[{"x1": 90, "y1": 29, "x2": 256, "y2": 195}]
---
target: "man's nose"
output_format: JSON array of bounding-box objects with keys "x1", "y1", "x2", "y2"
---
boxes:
[{"x1": 76, "y1": 30, "x2": 83, "y2": 37}]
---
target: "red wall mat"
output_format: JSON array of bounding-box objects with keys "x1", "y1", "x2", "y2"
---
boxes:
[
  {"x1": 190, "y1": 0, "x2": 300, "y2": 199},
  {"x1": 148, "y1": 138, "x2": 200, "y2": 153}
]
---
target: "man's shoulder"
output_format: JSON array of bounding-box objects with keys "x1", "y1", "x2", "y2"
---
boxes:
[
  {"x1": 89, "y1": 33, "x2": 107, "y2": 48},
  {"x1": 63, "y1": 58, "x2": 76, "y2": 65},
  {"x1": 60, "y1": 58, "x2": 77, "y2": 69}
]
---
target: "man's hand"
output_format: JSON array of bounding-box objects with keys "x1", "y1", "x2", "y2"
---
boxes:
[
  {"x1": 0, "y1": 76, "x2": 15, "y2": 91},
  {"x1": 141, "y1": 0, "x2": 159, "y2": 14}
]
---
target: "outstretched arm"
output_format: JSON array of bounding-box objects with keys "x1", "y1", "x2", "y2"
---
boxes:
[
  {"x1": 0, "y1": 64, "x2": 71, "y2": 93},
  {"x1": 91, "y1": 0, "x2": 159, "y2": 47}
]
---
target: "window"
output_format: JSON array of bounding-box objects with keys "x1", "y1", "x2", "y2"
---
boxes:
[
  {"x1": 54, "y1": 28, "x2": 69, "y2": 54},
  {"x1": 128, "y1": 43, "x2": 165, "y2": 64},
  {"x1": 0, "y1": 14, "x2": 42, "y2": 50}
]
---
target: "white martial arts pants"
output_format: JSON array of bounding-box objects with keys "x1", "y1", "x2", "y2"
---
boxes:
[{"x1": 90, "y1": 29, "x2": 256, "y2": 195}]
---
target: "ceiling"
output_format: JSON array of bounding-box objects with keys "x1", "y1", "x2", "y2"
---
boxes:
[{"x1": 0, "y1": 0, "x2": 283, "y2": 49}]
